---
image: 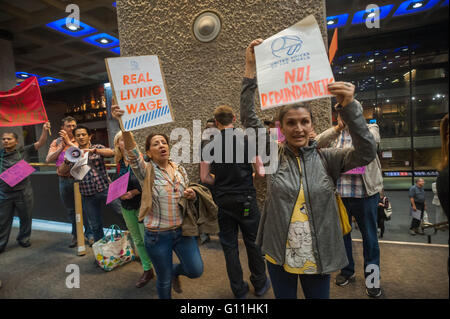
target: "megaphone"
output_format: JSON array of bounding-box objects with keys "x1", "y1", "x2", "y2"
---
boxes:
[{"x1": 65, "y1": 146, "x2": 83, "y2": 163}]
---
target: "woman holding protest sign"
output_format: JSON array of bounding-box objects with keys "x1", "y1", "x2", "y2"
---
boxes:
[
  {"x1": 111, "y1": 106, "x2": 203, "y2": 299},
  {"x1": 113, "y1": 131, "x2": 155, "y2": 288},
  {"x1": 240, "y1": 39, "x2": 377, "y2": 299}
]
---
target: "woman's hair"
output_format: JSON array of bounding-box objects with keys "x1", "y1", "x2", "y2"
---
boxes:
[
  {"x1": 438, "y1": 113, "x2": 449, "y2": 171},
  {"x1": 113, "y1": 131, "x2": 123, "y2": 164},
  {"x1": 277, "y1": 102, "x2": 314, "y2": 127},
  {"x1": 145, "y1": 133, "x2": 170, "y2": 152}
]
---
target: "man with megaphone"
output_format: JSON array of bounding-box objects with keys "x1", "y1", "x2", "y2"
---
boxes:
[
  {"x1": 46, "y1": 116, "x2": 93, "y2": 248},
  {"x1": 59, "y1": 125, "x2": 117, "y2": 244}
]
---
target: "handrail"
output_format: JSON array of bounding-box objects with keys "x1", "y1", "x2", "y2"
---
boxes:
[{"x1": 29, "y1": 163, "x2": 117, "y2": 168}]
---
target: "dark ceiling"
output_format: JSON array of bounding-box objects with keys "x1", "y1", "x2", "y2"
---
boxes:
[{"x1": 0, "y1": 0, "x2": 448, "y2": 94}]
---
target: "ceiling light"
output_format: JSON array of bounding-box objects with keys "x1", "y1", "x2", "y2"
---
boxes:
[
  {"x1": 367, "y1": 12, "x2": 376, "y2": 18},
  {"x1": 386, "y1": 99, "x2": 390, "y2": 102},
  {"x1": 99, "y1": 38, "x2": 109, "y2": 44},
  {"x1": 369, "y1": 58, "x2": 374, "y2": 62},
  {"x1": 413, "y1": 2, "x2": 424, "y2": 9},
  {"x1": 46, "y1": 18, "x2": 96, "y2": 37},
  {"x1": 383, "y1": 66, "x2": 387, "y2": 69},
  {"x1": 395, "y1": 55, "x2": 400, "y2": 58},
  {"x1": 327, "y1": 20, "x2": 335, "y2": 25}
]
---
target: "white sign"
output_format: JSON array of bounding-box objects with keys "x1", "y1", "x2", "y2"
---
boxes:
[
  {"x1": 105, "y1": 55, "x2": 173, "y2": 131},
  {"x1": 254, "y1": 15, "x2": 335, "y2": 110}
]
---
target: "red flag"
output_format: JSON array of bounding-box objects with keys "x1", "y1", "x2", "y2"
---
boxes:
[
  {"x1": 329, "y1": 29, "x2": 338, "y2": 64},
  {"x1": 0, "y1": 76, "x2": 48, "y2": 127}
]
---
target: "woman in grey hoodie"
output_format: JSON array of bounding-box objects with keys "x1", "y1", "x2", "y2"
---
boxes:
[{"x1": 240, "y1": 39, "x2": 377, "y2": 299}]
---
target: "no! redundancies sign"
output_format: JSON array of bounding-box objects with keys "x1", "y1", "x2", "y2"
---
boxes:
[{"x1": 254, "y1": 15, "x2": 335, "y2": 110}]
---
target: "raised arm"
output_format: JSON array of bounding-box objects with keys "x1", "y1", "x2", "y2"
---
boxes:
[
  {"x1": 320, "y1": 83, "x2": 377, "y2": 182},
  {"x1": 34, "y1": 122, "x2": 50, "y2": 150},
  {"x1": 111, "y1": 104, "x2": 148, "y2": 182},
  {"x1": 240, "y1": 39, "x2": 265, "y2": 130}
]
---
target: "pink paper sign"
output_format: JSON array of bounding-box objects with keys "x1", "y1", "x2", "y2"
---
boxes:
[
  {"x1": 0, "y1": 160, "x2": 36, "y2": 187},
  {"x1": 56, "y1": 151, "x2": 65, "y2": 167},
  {"x1": 343, "y1": 166, "x2": 366, "y2": 175},
  {"x1": 106, "y1": 172, "x2": 129, "y2": 204}
]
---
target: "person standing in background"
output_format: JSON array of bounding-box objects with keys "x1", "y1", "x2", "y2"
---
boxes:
[
  {"x1": 409, "y1": 178, "x2": 426, "y2": 236},
  {"x1": 46, "y1": 116, "x2": 93, "y2": 247}
]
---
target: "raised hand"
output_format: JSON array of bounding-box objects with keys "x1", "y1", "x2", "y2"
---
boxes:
[{"x1": 328, "y1": 82, "x2": 355, "y2": 107}]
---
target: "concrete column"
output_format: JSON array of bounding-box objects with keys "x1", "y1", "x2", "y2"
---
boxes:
[
  {"x1": 0, "y1": 30, "x2": 24, "y2": 147},
  {"x1": 116, "y1": 0, "x2": 331, "y2": 188}
]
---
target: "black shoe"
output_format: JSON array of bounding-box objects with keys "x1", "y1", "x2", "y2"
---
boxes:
[
  {"x1": 335, "y1": 273, "x2": 355, "y2": 286},
  {"x1": 235, "y1": 282, "x2": 249, "y2": 299},
  {"x1": 366, "y1": 287, "x2": 382, "y2": 298},
  {"x1": 18, "y1": 240, "x2": 31, "y2": 248},
  {"x1": 254, "y1": 278, "x2": 271, "y2": 297},
  {"x1": 69, "y1": 236, "x2": 77, "y2": 248}
]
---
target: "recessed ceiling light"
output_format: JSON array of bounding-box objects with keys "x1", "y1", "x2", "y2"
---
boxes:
[
  {"x1": 369, "y1": 58, "x2": 374, "y2": 62},
  {"x1": 68, "y1": 25, "x2": 78, "y2": 31},
  {"x1": 402, "y1": 47, "x2": 408, "y2": 51},
  {"x1": 367, "y1": 12, "x2": 376, "y2": 18},
  {"x1": 395, "y1": 55, "x2": 400, "y2": 58},
  {"x1": 386, "y1": 99, "x2": 390, "y2": 102},
  {"x1": 99, "y1": 38, "x2": 109, "y2": 44},
  {"x1": 383, "y1": 66, "x2": 387, "y2": 69},
  {"x1": 327, "y1": 20, "x2": 335, "y2": 25},
  {"x1": 413, "y1": 2, "x2": 424, "y2": 9}
]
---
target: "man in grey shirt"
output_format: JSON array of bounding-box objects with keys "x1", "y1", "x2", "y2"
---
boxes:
[{"x1": 409, "y1": 178, "x2": 426, "y2": 235}]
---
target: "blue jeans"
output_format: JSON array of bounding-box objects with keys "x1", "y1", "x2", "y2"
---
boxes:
[
  {"x1": 341, "y1": 194, "x2": 380, "y2": 280},
  {"x1": 144, "y1": 228, "x2": 203, "y2": 299},
  {"x1": 81, "y1": 189, "x2": 123, "y2": 242},
  {"x1": 266, "y1": 262, "x2": 330, "y2": 299},
  {"x1": 59, "y1": 177, "x2": 92, "y2": 239}
]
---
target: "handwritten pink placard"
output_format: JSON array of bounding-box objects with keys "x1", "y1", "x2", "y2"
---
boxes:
[
  {"x1": 106, "y1": 172, "x2": 129, "y2": 204},
  {"x1": 0, "y1": 160, "x2": 36, "y2": 187},
  {"x1": 343, "y1": 166, "x2": 366, "y2": 175},
  {"x1": 56, "y1": 151, "x2": 65, "y2": 167}
]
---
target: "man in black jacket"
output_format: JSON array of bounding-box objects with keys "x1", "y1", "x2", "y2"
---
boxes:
[{"x1": 200, "y1": 105, "x2": 270, "y2": 299}]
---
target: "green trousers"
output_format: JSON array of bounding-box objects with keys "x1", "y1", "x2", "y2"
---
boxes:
[{"x1": 121, "y1": 207, "x2": 153, "y2": 271}]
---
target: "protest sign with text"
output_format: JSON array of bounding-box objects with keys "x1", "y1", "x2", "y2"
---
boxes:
[
  {"x1": 254, "y1": 15, "x2": 335, "y2": 110},
  {"x1": 105, "y1": 55, "x2": 173, "y2": 131},
  {"x1": 0, "y1": 76, "x2": 48, "y2": 127}
]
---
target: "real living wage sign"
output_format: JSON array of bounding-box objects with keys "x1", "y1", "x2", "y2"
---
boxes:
[
  {"x1": 254, "y1": 15, "x2": 335, "y2": 110},
  {"x1": 105, "y1": 55, "x2": 173, "y2": 131}
]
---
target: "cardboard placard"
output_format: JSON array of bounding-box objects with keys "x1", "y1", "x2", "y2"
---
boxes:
[
  {"x1": 105, "y1": 55, "x2": 174, "y2": 131},
  {"x1": 254, "y1": 15, "x2": 335, "y2": 110}
]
